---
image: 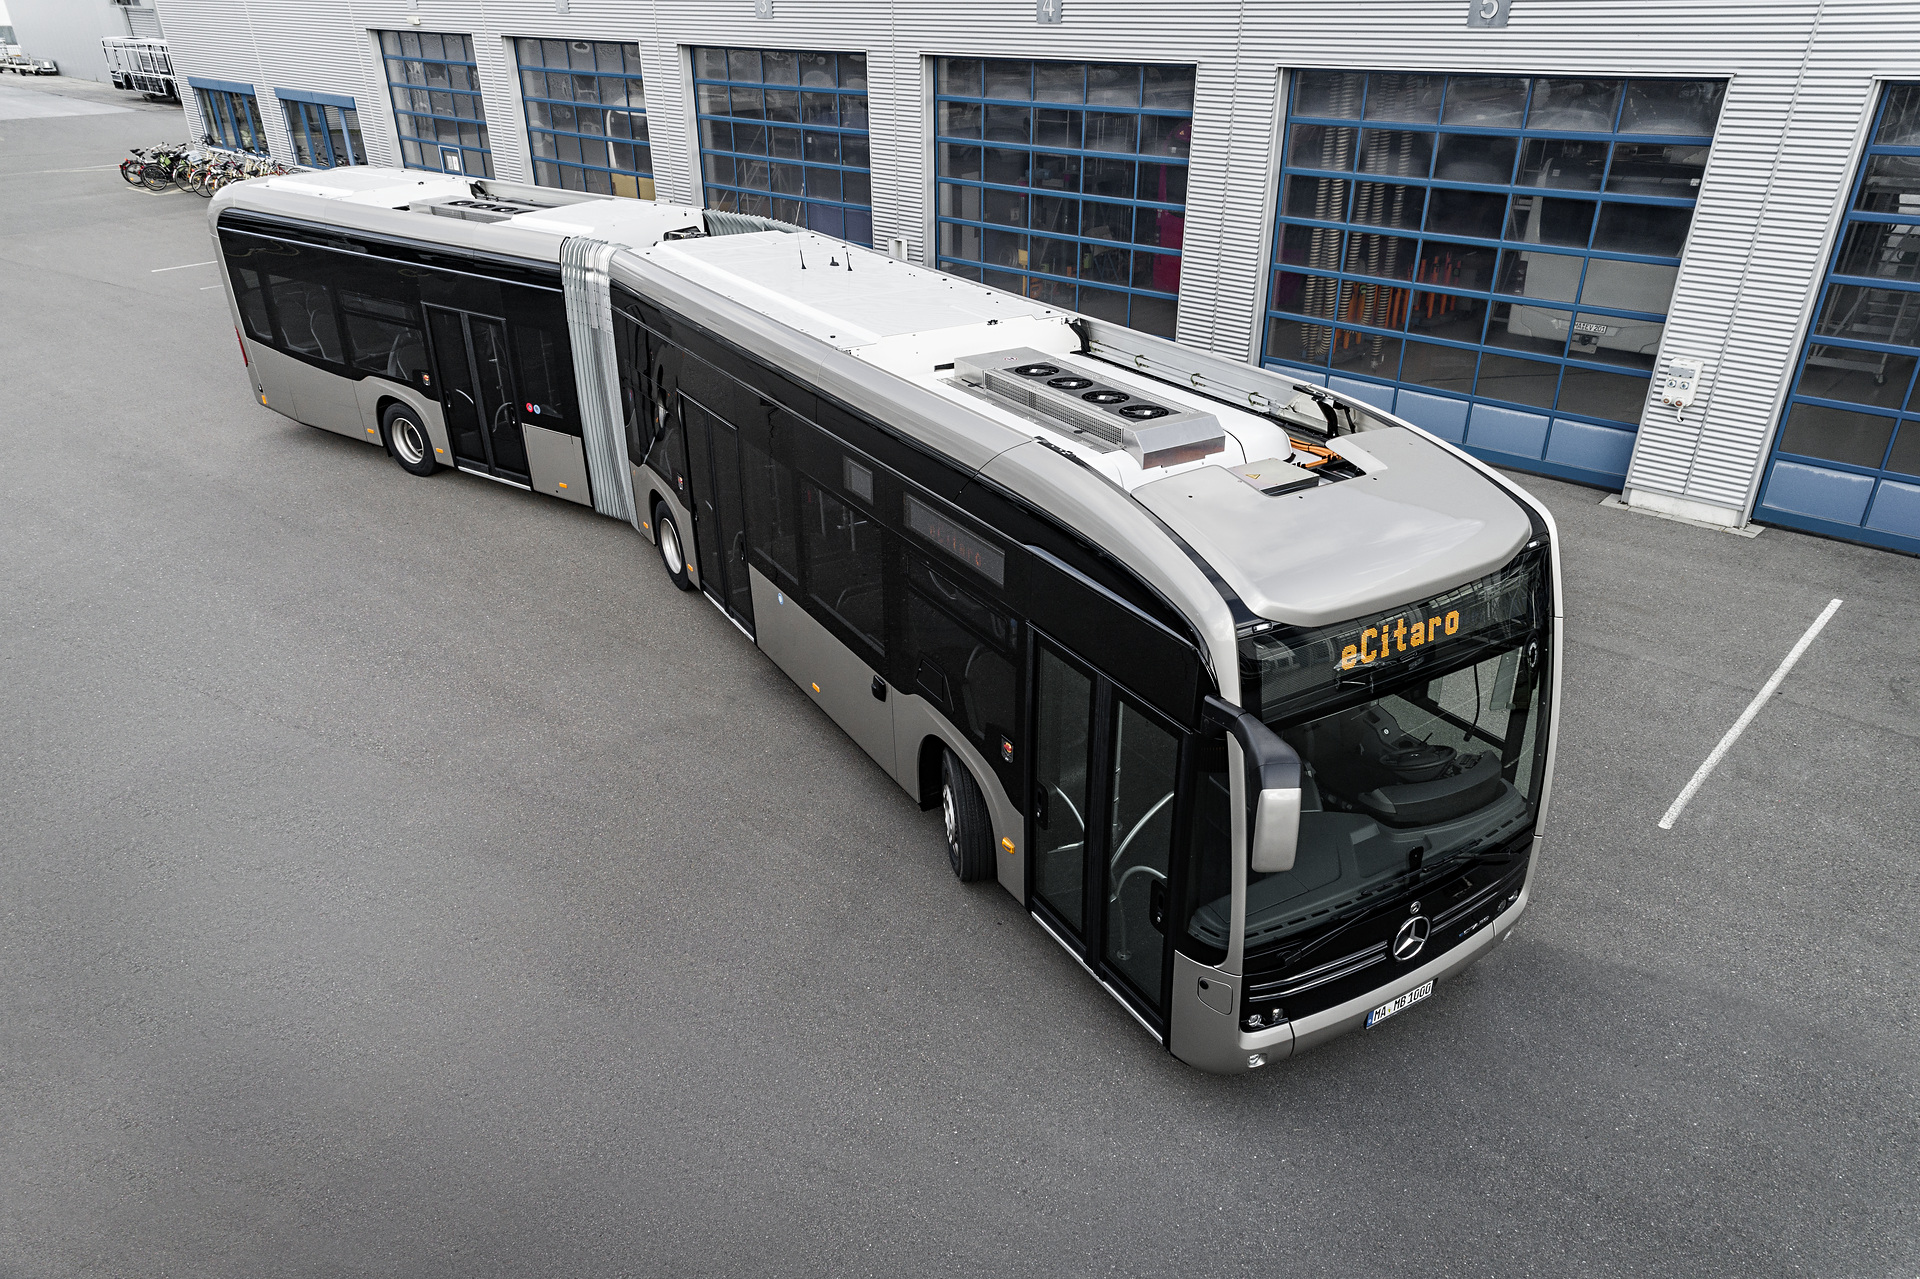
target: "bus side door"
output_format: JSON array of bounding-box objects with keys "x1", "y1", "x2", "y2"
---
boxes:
[{"x1": 1030, "y1": 637, "x2": 1185, "y2": 1029}]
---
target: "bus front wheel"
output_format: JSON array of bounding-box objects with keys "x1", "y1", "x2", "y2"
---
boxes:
[
  {"x1": 382, "y1": 404, "x2": 438, "y2": 477},
  {"x1": 654, "y1": 502, "x2": 692, "y2": 591},
  {"x1": 941, "y1": 749, "x2": 994, "y2": 883}
]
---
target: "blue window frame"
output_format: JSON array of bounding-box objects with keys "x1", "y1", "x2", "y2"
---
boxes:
[
  {"x1": 378, "y1": 30, "x2": 492, "y2": 178},
  {"x1": 1265, "y1": 71, "x2": 1724, "y2": 487},
  {"x1": 692, "y1": 47, "x2": 871, "y2": 244},
  {"x1": 515, "y1": 38, "x2": 654, "y2": 198},
  {"x1": 934, "y1": 58, "x2": 1196, "y2": 338},
  {"x1": 1756, "y1": 84, "x2": 1920, "y2": 553},
  {"x1": 277, "y1": 89, "x2": 364, "y2": 169},
  {"x1": 191, "y1": 79, "x2": 267, "y2": 155}
]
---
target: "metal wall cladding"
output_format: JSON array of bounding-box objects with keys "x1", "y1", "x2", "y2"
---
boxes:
[{"x1": 157, "y1": 0, "x2": 1920, "y2": 520}]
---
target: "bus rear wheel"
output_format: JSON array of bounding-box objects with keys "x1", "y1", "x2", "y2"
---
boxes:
[
  {"x1": 654, "y1": 502, "x2": 692, "y2": 591},
  {"x1": 382, "y1": 403, "x2": 438, "y2": 477},
  {"x1": 941, "y1": 749, "x2": 994, "y2": 883}
]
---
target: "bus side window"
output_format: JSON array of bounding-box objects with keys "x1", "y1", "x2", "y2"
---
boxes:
[
  {"x1": 741, "y1": 414, "x2": 800, "y2": 586},
  {"x1": 340, "y1": 290, "x2": 426, "y2": 387},
  {"x1": 333, "y1": 254, "x2": 426, "y2": 388},
  {"x1": 801, "y1": 479, "x2": 887, "y2": 658},
  {"x1": 264, "y1": 247, "x2": 343, "y2": 366},
  {"x1": 645, "y1": 339, "x2": 689, "y2": 496},
  {"x1": 218, "y1": 233, "x2": 276, "y2": 343},
  {"x1": 229, "y1": 264, "x2": 272, "y2": 342},
  {"x1": 614, "y1": 313, "x2": 645, "y2": 462},
  {"x1": 1178, "y1": 733, "x2": 1232, "y2": 967},
  {"x1": 510, "y1": 314, "x2": 579, "y2": 437},
  {"x1": 904, "y1": 562, "x2": 1018, "y2": 782}
]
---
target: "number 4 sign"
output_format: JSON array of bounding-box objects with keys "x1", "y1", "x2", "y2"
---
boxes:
[{"x1": 1036, "y1": 0, "x2": 1063, "y2": 22}]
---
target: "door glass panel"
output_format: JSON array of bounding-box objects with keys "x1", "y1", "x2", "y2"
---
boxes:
[
  {"x1": 471, "y1": 317, "x2": 527, "y2": 476},
  {"x1": 1103, "y1": 699, "x2": 1178, "y2": 1008},
  {"x1": 1032, "y1": 645, "x2": 1093, "y2": 933},
  {"x1": 682, "y1": 401, "x2": 726, "y2": 591},
  {"x1": 709, "y1": 412, "x2": 755, "y2": 626},
  {"x1": 427, "y1": 307, "x2": 485, "y2": 465}
]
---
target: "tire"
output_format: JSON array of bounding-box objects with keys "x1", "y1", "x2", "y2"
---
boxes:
[
  {"x1": 654, "y1": 502, "x2": 693, "y2": 591},
  {"x1": 941, "y1": 749, "x2": 996, "y2": 883},
  {"x1": 119, "y1": 157, "x2": 145, "y2": 186},
  {"x1": 382, "y1": 403, "x2": 438, "y2": 477},
  {"x1": 141, "y1": 162, "x2": 171, "y2": 192}
]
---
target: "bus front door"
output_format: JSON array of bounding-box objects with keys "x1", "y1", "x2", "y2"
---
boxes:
[
  {"x1": 680, "y1": 395, "x2": 755, "y2": 633},
  {"x1": 426, "y1": 306, "x2": 529, "y2": 484},
  {"x1": 1030, "y1": 638, "x2": 1181, "y2": 1030}
]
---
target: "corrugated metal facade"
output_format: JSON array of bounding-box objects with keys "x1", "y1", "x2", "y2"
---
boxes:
[{"x1": 150, "y1": 0, "x2": 1920, "y2": 532}]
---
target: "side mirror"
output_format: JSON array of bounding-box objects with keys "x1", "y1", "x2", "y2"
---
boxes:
[{"x1": 1203, "y1": 695, "x2": 1302, "y2": 874}]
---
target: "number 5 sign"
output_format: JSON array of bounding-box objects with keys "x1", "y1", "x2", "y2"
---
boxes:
[{"x1": 1467, "y1": 0, "x2": 1512, "y2": 26}]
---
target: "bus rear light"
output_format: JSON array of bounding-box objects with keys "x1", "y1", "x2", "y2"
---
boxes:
[{"x1": 236, "y1": 328, "x2": 248, "y2": 366}]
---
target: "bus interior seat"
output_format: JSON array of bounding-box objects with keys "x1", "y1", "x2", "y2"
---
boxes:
[{"x1": 386, "y1": 332, "x2": 428, "y2": 383}]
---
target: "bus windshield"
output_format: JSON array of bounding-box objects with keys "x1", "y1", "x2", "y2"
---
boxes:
[{"x1": 1190, "y1": 547, "x2": 1552, "y2": 956}]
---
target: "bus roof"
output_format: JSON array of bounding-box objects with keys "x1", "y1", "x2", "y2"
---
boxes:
[
  {"x1": 211, "y1": 173, "x2": 1538, "y2": 680},
  {"x1": 636, "y1": 231, "x2": 1534, "y2": 630}
]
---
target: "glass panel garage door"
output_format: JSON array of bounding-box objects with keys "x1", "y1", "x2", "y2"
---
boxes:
[
  {"x1": 1264, "y1": 71, "x2": 1723, "y2": 488},
  {"x1": 692, "y1": 47, "x2": 872, "y2": 245},
  {"x1": 380, "y1": 31, "x2": 493, "y2": 178},
  {"x1": 934, "y1": 59, "x2": 1196, "y2": 338},
  {"x1": 517, "y1": 39, "x2": 654, "y2": 199},
  {"x1": 1755, "y1": 84, "x2": 1920, "y2": 555}
]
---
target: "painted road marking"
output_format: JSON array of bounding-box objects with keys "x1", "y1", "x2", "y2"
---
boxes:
[
  {"x1": 151, "y1": 260, "x2": 216, "y2": 273},
  {"x1": 1659, "y1": 598, "x2": 1843, "y2": 830}
]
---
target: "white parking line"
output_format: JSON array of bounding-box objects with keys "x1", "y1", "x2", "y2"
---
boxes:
[
  {"x1": 1658, "y1": 598, "x2": 1843, "y2": 830},
  {"x1": 150, "y1": 260, "x2": 215, "y2": 273},
  {"x1": 0, "y1": 164, "x2": 121, "y2": 177}
]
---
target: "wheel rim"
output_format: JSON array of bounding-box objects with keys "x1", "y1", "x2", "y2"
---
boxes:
[
  {"x1": 659, "y1": 519, "x2": 681, "y2": 575},
  {"x1": 392, "y1": 416, "x2": 426, "y2": 465},
  {"x1": 943, "y1": 783, "x2": 958, "y2": 850}
]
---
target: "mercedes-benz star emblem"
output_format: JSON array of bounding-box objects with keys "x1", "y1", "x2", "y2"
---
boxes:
[{"x1": 1393, "y1": 915, "x2": 1431, "y2": 962}]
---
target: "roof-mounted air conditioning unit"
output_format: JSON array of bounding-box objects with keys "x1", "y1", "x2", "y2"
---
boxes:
[
  {"x1": 411, "y1": 197, "x2": 542, "y2": 224},
  {"x1": 954, "y1": 347, "x2": 1226, "y2": 470}
]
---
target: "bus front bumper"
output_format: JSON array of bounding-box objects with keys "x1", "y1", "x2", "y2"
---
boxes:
[{"x1": 1171, "y1": 869, "x2": 1533, "y2": 1074}]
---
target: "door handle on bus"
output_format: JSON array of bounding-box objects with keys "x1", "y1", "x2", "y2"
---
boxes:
[{"x1": 451, "y1": 388, "x2": 474, "y2": 406}]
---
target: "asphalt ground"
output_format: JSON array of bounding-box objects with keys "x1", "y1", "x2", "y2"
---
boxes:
[{"x1": 2, "y1": 98, "x2": 1916, "y2": 1279}]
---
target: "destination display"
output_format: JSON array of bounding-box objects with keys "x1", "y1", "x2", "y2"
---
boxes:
[
  {"x1": 905, "y1": 493, "x2": 1006, "y2": 586},
  {"x1": 1241, "y1": 549, "x2": 1544, "y2": 722}
]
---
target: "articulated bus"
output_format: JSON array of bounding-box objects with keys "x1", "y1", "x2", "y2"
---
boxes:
[{"x1": 208, "y1": 169, "x2": 1561, "y2": 1073}]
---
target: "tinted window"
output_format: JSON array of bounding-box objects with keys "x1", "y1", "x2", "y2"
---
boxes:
[
  {"x1": 230, "y1": 264, "x2": 272, "y2": 342},
  {"x1": 802, "y1": 479, "x2": 886, "y2": 655},
  {"x1": 615, "y1": 312, "x2": 646, "y2": 460},
  {"x1": 743, "y1": 420, "x2": 800, "y2": 583},
  {"x1": 270, "y1": 273, "x2": 342, "y2": 363},
  {"x1": 906, "y1": 557, "x2": 1017, "y2": 765},
  {"x1": 220, "y1": 232, "x2": 291, "y2": 345},
  {"x1": 511, "y1": 314, "x2": 578, "y2": 436},
  {"x1": 341, "y1": 288, "x2": 426, "y2": 384}
]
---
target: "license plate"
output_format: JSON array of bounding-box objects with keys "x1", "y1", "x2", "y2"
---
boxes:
[{"x1": 1365, "y1": 980, "x2": 1434, "y2": 1028}]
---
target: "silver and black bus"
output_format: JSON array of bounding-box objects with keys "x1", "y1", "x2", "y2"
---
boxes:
[{"x1": 210, "y1": 169, "x2": 1561, "y2": 1073}]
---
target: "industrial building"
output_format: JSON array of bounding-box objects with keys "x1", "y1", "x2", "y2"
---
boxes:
[{"x1": 146, "y1": 0, "x2": 1920, "y2": 553}]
